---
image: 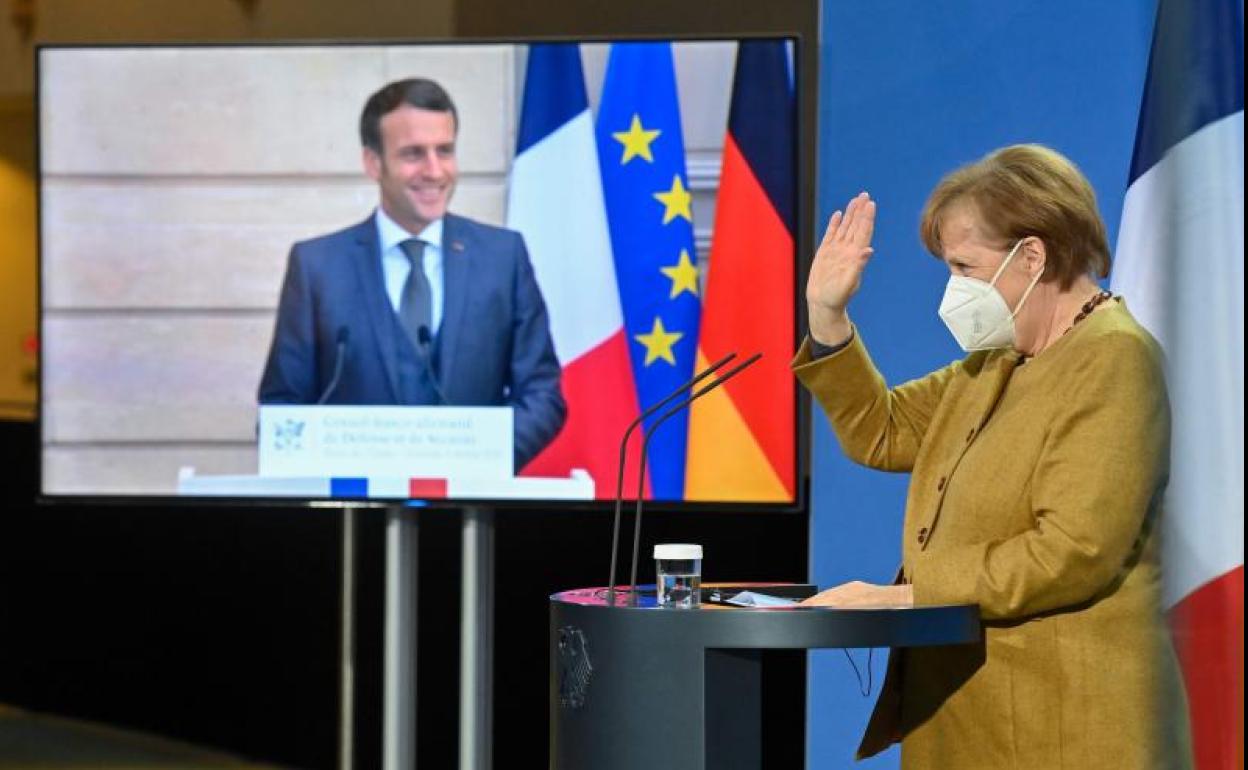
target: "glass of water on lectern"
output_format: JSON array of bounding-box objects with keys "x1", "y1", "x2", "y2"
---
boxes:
[{"x1": 654, "y1": 544, "x2": 702, "y2": 608}]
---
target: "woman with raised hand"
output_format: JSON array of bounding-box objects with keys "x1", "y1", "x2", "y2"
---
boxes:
[{"x1": 795, "y1": 145, "x2": 1192, "y2": 768}]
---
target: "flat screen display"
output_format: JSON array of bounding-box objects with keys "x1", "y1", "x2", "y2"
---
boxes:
[{"x1": 38, "y1": 39, "x2": 802, "y2": 507}]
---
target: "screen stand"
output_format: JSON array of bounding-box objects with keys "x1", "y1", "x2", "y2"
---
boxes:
[
  {"x1": 378, "y1": 504, "x2": 493, "y2": 770},
  {"x1": 339, "y1": 505, "x2": 358, "y2": 770},
  {"x1": 384, "y1": 505, "x2": 418, "y2": 770},
  {"x1": 460, "y1": 506, "x2": 494, "y2": 770}
]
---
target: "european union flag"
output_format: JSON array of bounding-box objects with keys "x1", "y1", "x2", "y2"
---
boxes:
[{"x1": 595, "y1": 42, "x2": 700, "y2": 501}]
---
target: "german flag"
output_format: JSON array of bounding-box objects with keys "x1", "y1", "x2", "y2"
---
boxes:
[{"x1": 685, "y1": 41, "x2": 796, "y2": 502}]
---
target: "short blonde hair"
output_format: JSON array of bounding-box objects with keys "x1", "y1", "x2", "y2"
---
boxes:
[{"x1": 919, "y1": 144, "x2": 1111, "y2": 289}]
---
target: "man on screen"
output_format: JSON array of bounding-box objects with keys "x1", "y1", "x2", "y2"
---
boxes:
[{"x1": 258, "y1": 78, "x2": 566, "y2": 469}]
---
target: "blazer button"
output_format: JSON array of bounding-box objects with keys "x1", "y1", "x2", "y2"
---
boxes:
[
  {"x1": 917, "y1": 527, "x2": 928, "y2": 544},
  {"x1": 937, "y1": 476, "x2": 946, "y2": 491}
]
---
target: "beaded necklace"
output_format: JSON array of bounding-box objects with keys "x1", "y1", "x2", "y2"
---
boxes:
[
  {"x1": 1064, "y1": 289, "x2": 1118, "y2": 334},
  {"x1": 1018, "y1": 290, "x2": 1119, "y2": 364}
]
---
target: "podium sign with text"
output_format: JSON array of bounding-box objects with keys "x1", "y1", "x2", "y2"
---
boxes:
[{"x1": 258, "y1": 405, "x2": 513, "y2": 479}]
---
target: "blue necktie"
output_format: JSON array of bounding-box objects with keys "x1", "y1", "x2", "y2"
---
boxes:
[{"x1": 398, "y1": 238, "x2": 431, "y2": 349}]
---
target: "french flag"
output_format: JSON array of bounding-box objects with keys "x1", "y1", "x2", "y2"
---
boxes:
[
  {"x1": 1111, "y1": 0, "x2": 1243, "y2": 766},
  {"x1": 508, "y1": 44, "x2": 643, "y2": 498}
]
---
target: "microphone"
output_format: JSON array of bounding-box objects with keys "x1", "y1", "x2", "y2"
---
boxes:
[
  {"x1": 416, "y1": 325, "x2": 450, "y2": 405},
  {"x1": 626, "y1": 352, "x2": 764, "y2": 599},
  {"x1": 606, "y1": 353, "x2": 738, "y2": 604},
  {"x1": 316, "y1": 326, "x2": 350, "y2": 405}
]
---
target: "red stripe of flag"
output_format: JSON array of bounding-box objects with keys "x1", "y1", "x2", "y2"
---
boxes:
[
  {"x1": 698, "y1": 134, "x2": 795, "y2": 494},
  {"x1": 1169, "y1": 565, "x2": 1245, "y2": 770},
  {"x1": 521, "y1": 330, "x2": 648, "y2": 499}
]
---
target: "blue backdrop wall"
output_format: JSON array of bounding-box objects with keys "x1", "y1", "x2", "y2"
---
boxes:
[{"x1": 808, "y1": 2, "x2": 1158, "y2": 766}]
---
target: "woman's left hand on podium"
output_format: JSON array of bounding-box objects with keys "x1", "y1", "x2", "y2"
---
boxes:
[{"x1": 800, "y1": 581, "x2": 914, "y2": 608}]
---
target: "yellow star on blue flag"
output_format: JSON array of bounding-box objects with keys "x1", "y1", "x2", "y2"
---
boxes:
[
  {"x1": 654, "y1": 175, "x2": 693, "y2": 225},
  {"x1": 594, "y1": 41, "x2": 701, "y2": 500},
  {"x1": 633, "y1": 316, "x2": 684, "y2": 366},
  {"x1": 612, "y1": 114, "x2": 661, "y2": 164},
  {"x1": 660, "y1": 249, "x2": 699, "y2": 298}
]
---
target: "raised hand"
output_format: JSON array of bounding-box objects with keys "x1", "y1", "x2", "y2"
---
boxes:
[{"x1": 806, "y1": 191, "x2": 876, "y2": 345}]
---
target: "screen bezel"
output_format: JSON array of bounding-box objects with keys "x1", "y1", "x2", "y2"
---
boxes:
[{"x1": 36, "y1": 22, "x2": 817, "y2": 512}]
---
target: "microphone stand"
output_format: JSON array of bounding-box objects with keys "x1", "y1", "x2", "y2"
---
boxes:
[
  {"x1": 627, "y1": 353, "x2": 763, "y2": 599},
  {"x1": 606, "y1": 353, "x2": 736, "y2": 605},
  {"x1": 414, "y1": 325, "x2": 450, "y2": 406},
  {"x1": 317, "y1": 327, "x2": 350, "y2": 405}
]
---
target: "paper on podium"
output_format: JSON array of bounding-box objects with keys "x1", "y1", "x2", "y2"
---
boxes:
[{"x1": 723, "y1": 590, "x2": 800, "y2": 608}]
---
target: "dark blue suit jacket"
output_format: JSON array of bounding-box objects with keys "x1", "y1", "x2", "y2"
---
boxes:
[{"x1": 257, "y1": 213, "x2": 566, "y2": 469}]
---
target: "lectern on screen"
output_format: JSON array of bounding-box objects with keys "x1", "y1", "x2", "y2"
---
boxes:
[{"x1": 38, "y1": 39, "x2": 806, "y2": 509}]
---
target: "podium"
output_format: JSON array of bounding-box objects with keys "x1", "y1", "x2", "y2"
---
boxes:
[{"x1": 550, "y1": 585, "x2": 980, "y2": 770}]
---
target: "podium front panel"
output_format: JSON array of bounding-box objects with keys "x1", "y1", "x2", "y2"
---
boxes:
[{"x1": 549, "y1": 587, "x2": 979, "y2": 770}]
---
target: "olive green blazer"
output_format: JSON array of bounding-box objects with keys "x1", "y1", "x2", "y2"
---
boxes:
[{"x1": 793, "y1": 302, "x2": 1192, "y2": 769}]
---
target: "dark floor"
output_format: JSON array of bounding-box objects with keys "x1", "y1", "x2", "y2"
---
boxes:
[{"x1": 0, "y1": 704, "x2": 283, "y2": 769}]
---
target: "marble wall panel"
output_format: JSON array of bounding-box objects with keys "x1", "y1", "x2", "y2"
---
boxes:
[
  {"x1": 43, "y1": 445, "x2": 257, "y2": 496},
  {"x1": 42, "y1": 315, "x2": 273, "y2": 443},
  {"x1": 41, "y1": 44, "x2": 513, "y2": 178},
  {"x1": 42, "y1": 179, "x2": 506, "y2": 309},
  {"x1": 40, "y1": 46, "x2": 389, "y2": 176}
]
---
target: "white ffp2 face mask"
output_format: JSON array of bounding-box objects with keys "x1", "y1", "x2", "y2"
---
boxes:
[{"x1": 937, "y1": 239, "x2": 1042, "y2": 351}]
